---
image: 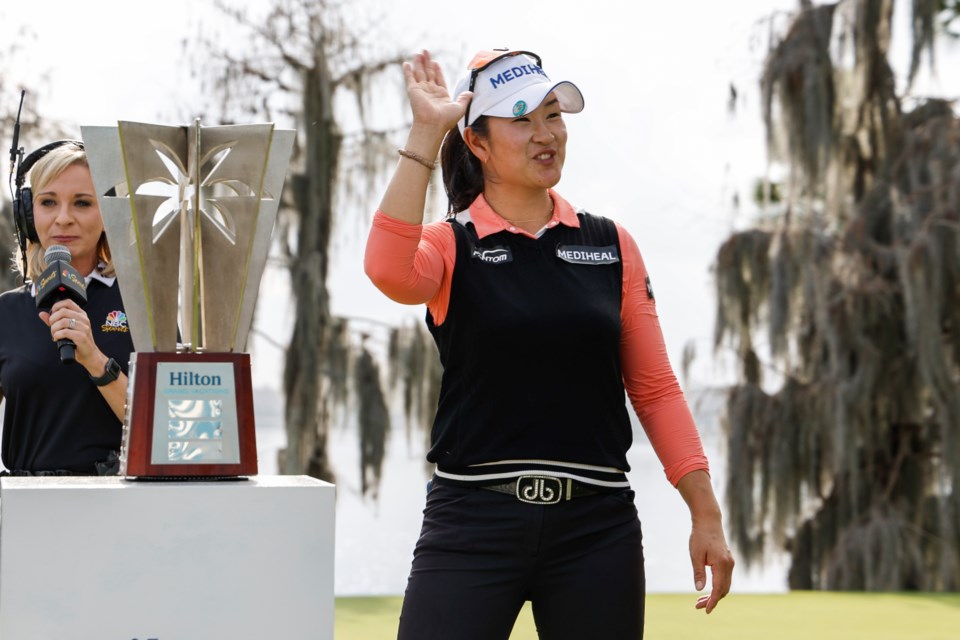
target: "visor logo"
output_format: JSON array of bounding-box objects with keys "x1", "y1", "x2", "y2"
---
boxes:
[
  {"x1": 489, "y1": 64, "x2": 547, "y2": 89},
  {"x1": 512, "y1": 100, "x2": 527, "y2": 116}
]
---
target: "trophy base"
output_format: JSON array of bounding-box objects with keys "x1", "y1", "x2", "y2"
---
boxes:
[{"x1": 121, "y1": 352, "x2": 259, "y2": 479}]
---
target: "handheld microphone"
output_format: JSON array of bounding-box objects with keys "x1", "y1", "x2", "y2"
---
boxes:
[{"x1": 36, "y1": 244, "x2": 88, "y2": 364}]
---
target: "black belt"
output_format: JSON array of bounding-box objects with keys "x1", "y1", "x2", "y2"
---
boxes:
[{"x1": 437, "y1": 475, "x2": 615, "y2": 505}]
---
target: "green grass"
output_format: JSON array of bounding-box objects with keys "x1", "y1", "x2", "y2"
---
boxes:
[{"x1": 335, "y1": 592, "x2": 960, "y2": 639}]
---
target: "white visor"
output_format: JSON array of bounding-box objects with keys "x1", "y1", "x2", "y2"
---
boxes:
[{"x1": 454, "y1": 51, "x2": 584, "y2": 136}]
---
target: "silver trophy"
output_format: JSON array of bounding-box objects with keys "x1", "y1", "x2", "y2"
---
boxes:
[{"x1": 82, "y1": 120, "x2": 295, "y2": 478}]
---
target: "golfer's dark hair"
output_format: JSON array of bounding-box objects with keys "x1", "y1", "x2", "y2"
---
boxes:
[{"x1": 440, "y1": 116, "x2": 489, "y2": 215}]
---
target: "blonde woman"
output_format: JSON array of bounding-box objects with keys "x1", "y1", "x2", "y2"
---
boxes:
[{"x1": 0, "y1": 141, "x2": 131, "y2": 475}]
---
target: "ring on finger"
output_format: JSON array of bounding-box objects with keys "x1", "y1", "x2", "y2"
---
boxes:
[{"x1": 68, "y1": 318, "x2": 77, "y2": 330}]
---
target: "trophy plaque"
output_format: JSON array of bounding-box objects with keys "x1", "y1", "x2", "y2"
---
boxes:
[{"x1": 82, "y1": 120, "x2": 295, "y2": 478}]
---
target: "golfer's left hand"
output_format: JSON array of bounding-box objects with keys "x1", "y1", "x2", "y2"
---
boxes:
[{"x1": 690, "y1": 520, "x2": 734, "y2": 613}]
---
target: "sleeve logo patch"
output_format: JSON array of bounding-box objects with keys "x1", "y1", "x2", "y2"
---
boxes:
[
  {"x1": 555, "y1": 244, "x2": 620, "y2": 265},
  {"x1": 645, "y1": 275, "x2": 655, "y2": 300},
  {"x1": 471, "y1": 246, "x2": 513, "y2": 264}
]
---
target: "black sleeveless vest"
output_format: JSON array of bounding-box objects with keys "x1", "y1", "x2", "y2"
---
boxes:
[{"x1": 426, "y1": 211, "x2": 634, "y2": 480}]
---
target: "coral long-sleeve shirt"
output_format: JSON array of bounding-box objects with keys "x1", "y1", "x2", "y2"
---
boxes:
[{"x1": 365, "y1": 191, "x2": 708, "y2": 486}]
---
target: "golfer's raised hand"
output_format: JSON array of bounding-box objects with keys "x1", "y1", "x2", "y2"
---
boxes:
[{"x1": 404, "y1": 50, "x2": 471, "y2": 133}]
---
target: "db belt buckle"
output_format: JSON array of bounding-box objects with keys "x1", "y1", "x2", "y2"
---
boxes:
[{"x1": 516, "y1": 475, "x2": 564, "y2": 504}]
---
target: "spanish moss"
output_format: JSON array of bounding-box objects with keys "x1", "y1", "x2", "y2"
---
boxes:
[{"x1": 717, "y1": 0, "x2": 960, "y2": 590}]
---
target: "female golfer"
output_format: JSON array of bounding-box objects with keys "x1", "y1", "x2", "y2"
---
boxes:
[{"x1": 366, "y1": 49, "x2": 734, "y2": 639}]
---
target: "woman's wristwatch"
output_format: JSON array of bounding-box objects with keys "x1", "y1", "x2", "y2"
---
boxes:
[{"x1": 90, "y1": 357, "x2": 122, "y2": 387}]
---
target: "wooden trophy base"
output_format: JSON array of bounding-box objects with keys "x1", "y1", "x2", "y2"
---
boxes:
[{"x1": 121, "y1": 352, "x2": 258, "y2": 479}]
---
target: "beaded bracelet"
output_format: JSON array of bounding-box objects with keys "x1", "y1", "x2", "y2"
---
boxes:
[{"x1": 397, "y1": 148, "x2": 436, "y2": 171}]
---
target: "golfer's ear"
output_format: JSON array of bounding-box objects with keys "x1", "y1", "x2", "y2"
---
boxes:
[{"x1": 463, "y1": 127, "x2": 490, "y2": 163}]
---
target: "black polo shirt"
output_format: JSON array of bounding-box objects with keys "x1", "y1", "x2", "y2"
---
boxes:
[{"x1": 0, "y1": 277, "x2": 133, "y2": 473}]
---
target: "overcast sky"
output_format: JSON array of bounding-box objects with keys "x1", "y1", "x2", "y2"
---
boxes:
[{"x1": 3, "y1": 0, "x2": 957, "y2": 390}]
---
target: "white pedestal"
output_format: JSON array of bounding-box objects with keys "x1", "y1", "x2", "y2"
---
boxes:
[{"x1": 0, "y1": 475, "x2": 335, "y2": 640}]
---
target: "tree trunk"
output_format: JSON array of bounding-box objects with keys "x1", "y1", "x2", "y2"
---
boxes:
[{"x1": 281, "y1": 50, "x2": 342, "y2": 479}]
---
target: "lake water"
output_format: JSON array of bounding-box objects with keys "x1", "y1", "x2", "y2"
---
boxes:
[{"x1": 253, "y1": 386, "x2": 790, "y2": 596}]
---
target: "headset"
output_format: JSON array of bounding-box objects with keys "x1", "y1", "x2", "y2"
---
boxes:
[{"x1": 13, "y1": 139, "x2": 86, "y2": 246}]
